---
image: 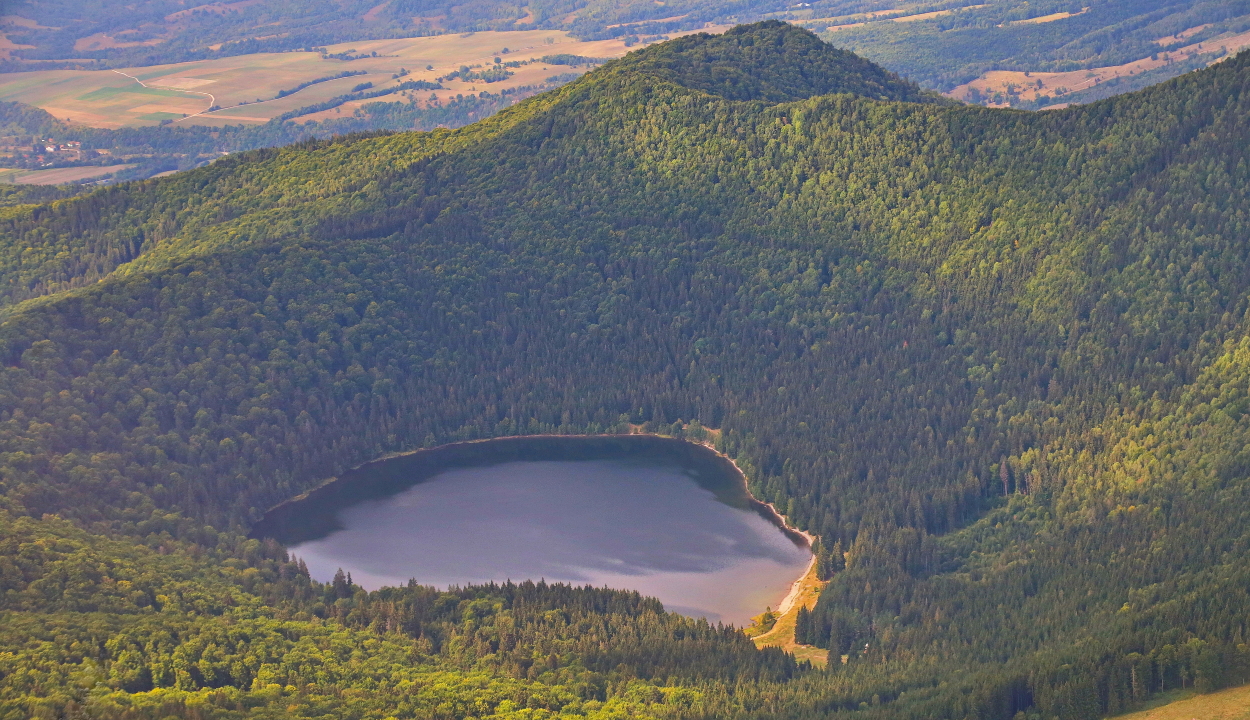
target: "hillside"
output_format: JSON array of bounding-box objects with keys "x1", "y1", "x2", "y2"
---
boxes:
[
  {"x1": 4, "y1": 21, "x2": 1250, "y2": 720},
  {"x1": 805, "y1": 0, "x2": 1250, "y2": 103},
  {"x1": 1111, "y1": 684, "x2": 1250, "y2": 720}
]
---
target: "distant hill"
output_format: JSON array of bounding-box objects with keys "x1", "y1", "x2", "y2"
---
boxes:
[
  {"x1": 3, "y1": 20, "x2": 1250, "y2": 720},
  {"x1": 610, "y1": 20, "x2": 937, "y2": 103}
]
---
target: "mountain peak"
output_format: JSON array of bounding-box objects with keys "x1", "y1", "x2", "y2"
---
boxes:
[{"x1": 609, "y1": 20, "x2": 935, "y2": 104}]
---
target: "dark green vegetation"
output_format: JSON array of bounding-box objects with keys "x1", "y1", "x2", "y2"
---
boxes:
[
  {"x1": 4, "y1": 19, "x2": 1250, "y2": 719},
  {"x1": 816, "y1": 0, "x2": 1250, "y2": 91}
]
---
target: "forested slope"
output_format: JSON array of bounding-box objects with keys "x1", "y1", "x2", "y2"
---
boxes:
[{"x1": 3, "y1": 21, "x2": 1250, "y2": 719}]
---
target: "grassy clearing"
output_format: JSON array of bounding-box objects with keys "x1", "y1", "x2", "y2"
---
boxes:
[
  {"x1": 76, "y1": 84, "x2": 189, "y2": 101},
  {"x1": 0, "y1": 32, "x2": 34, "y2": 59},
  {"x1": 1009, "y1": 9, "x2": 1087, "y2": 25},
  {"x1": 893, "y1": 5, "x2": 987, "y2": 23},
  {"x1": 74, "y1": 32, "x2": 164, "y2": 52},
  {"x1": 750, "y1": 559, "x2": 827, "y2": 667},
  {"x1": 0, "y1": 26, "x2": 726, "y2": 129},
  {"x1": 1112, "y1": 684, "x2": 1250, "y2": 720}
]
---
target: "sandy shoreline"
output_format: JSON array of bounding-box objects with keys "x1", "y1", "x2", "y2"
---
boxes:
[
  {"x1": 690, "y1": 437, "x2": 818, "y2": 617},
  {"x1": 777, "y1": 553, "x2": 818, "y2": 615}
]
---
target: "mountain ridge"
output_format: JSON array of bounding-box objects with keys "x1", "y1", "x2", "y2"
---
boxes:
[{"x1": 3, "y1": 23, "x2": 1250, "y2": 720}]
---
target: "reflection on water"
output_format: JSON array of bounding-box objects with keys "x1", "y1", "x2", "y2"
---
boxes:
[{"x1": 290, "y1": 459, "x2": 811, "y2": 626}]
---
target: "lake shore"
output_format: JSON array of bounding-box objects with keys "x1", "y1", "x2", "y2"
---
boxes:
[
  {"x1": 255, "y1": 429, "x2": 821, "y2": 632},
  {"x1": 685, "y1": 435, "x2": 829, "y2": 665},
  {"x1": 750, "y1": 558, "x2": 828, "y2": 666}
]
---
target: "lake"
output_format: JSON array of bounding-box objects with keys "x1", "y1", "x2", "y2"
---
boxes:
[{"x1": 255, "y1": 436, "x2": 812, "y2": 626}]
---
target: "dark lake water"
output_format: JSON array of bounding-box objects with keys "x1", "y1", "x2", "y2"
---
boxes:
[{"x1": 257, "y1": 437, "x2": 811, "y2": 626}]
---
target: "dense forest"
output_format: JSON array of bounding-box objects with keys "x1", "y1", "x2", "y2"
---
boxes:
[{"x1": 5, "y1": 20, "x2": 1250, "y2": 719}]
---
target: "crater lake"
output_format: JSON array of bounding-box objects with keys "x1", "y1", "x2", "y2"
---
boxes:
[{"x1": 255, "y1": 436, "x2": 813, "y2": 626}]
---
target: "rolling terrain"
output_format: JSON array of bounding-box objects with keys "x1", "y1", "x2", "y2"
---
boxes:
[
  {"x1": 805, "y1": 0, "x2": 1250, "y2": 97},
  {"x1": 0, "y1": 28, "x2": 704, "y2": 128},
  {"x1": 3, "y1": 20, "x2": 1250, "y2": 720},
  {"x1": 6, "y1": 1, "x2": 1250, "y2": 188}
]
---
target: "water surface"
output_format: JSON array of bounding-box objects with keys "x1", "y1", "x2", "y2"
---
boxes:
[{"x1": 262, "y1": 437, "x2": 811, "y2": 626}]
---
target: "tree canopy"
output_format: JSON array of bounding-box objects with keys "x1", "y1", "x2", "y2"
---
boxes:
[{"x1": 3, "y1": 21, "x2": 1250, "y2": 720}]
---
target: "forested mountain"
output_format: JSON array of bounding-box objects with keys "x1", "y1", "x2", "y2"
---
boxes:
[{"x1": 4, "y1": 20, "x2": 1250, "y2": 719}]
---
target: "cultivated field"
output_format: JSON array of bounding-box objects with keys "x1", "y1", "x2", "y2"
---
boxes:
[
  {"x1": 1009, "y1": 8, "x2": 1086, "y2": 25},
  {"x1": 0, "y1": 26, "x2": 727, "y2": 128},
  {"x1": 797, "y1": 3, "x2": 987, "y2": 33},
  {"x1": 947, "y1": 27, "x2": 1250, "y2": 105},
  {"x1": 1113, "y1": 684, "x2": 1250, "y2": 720},
  {"x1": 0, "y1": 164, "x2": 135, "y2": 184}
]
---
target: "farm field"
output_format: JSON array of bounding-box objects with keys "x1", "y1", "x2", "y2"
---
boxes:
[
  {"x1": 0, "y1": 163, "x2": 135, "y2": 184},
  {"x1": 0, "y1": 27, "x2": 726, "y2": 128},
  {"x1": 1112, "y1": 684, "x2": 1250, "y2": 720},
  {"x1": 794, "y1": 3, "x2": 987, "y2": 33},
  {"x1": 1009, "y1": 9, "x2": 1086, "y2": 25},
  {"x1": 947, "y1": 27, "x2": 1250, "y2": 106}
]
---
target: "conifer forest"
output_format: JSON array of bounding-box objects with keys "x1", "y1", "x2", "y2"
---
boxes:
[{"x1": 3, "y1": 20, "x2": 1250, "y2": 720}]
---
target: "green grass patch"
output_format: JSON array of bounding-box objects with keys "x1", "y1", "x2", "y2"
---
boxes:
[
  {"x1": 77, "y1": 85, "x2": 189, "y2": 102},
  {"x1": 137, "y1": 111, "x2": 183, "y2": 121},
  {"x1": 136, "y1": 69, "x2": 185, "y2": 81}
]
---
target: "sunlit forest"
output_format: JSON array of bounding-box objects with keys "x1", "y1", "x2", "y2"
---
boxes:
[{"x1": 3, "y1": 21, "x2": 1250, "y2": 719}]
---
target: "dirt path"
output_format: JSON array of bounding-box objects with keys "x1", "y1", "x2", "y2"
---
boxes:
[{"x1": 111, "y1": 69, "x2": 216, "y2": 122}]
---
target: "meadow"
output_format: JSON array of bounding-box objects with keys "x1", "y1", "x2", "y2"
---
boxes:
[{"x1": 1111, "y1": 684, "x2": 1250, "y2": 720}]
